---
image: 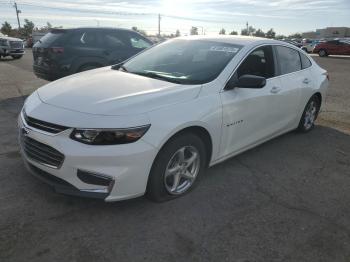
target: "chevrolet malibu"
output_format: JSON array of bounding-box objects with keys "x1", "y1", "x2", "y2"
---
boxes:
[{"x1": 19, "y1": 36, "x2": 329, "y2": 202}]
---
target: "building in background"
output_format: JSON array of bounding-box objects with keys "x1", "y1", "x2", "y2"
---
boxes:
[{"x1": 302, "y1": 27, "x2": 350, "y2": 39}]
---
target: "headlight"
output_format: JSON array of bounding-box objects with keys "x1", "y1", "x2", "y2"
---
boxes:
[{"x1": 70, "y1": 125, "x2": 151, "y2": 145}]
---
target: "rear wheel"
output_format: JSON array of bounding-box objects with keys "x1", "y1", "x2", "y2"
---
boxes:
[
  {"x1": 297, "y1": 95, "x2": 320, "y2": 132},
  {"x1": 146, "y1": 133, "x2": 207, "y2": 202},
  {"x1": 318, "y1": 49, "x2": 327, "y2": 57}
]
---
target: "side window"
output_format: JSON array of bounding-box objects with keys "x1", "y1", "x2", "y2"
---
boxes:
[
  {"x1": 237, "y1": 45, "x2": 275, "y2": 79},
  {"x1": 68, "y1": 31, "x2": 98, "y2": 47},
  {"x1": 100, "y1": 31, "x2": 129, "y2": 49},
  {"x1": 276, "y1": 46, "x2": 301, "y2": 75},
  {"x1": 299, "y1": 52, "x2": 312, "y2": 69},
  {"x1": 129, "y1": 34, "x2": 152, "y2": 49}
]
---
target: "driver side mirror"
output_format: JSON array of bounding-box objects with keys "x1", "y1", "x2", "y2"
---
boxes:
[
  {"x1": 237, "y1": 74, "x2": 266, "y2": 89},
  {"x1": 225, "y1": 74, "x2": 266, "y2": 90}
]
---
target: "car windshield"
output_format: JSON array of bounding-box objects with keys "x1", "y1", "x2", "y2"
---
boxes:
[{"x1": 120, "y1": 39, "x2": 243, "y2": 85}]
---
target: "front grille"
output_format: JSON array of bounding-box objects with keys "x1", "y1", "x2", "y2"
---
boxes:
[
  {"x1": 23, "y1": 111, "x2": 69, "y2": 134},
  {"x1": 9, "y1": 41, "x2": 23, "y2": 49},
  {"x1": 21, "y1": 135, "x2": 65, "y2": 169}
]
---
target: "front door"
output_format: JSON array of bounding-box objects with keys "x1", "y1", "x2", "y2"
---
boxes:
[{"x1": 219, "y1": 45, "x2": 299, "y2": 158}]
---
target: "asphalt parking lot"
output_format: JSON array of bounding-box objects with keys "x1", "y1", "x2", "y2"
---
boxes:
[{"x1": 0, "y1": 50, "x2": 350, "y2": 262}]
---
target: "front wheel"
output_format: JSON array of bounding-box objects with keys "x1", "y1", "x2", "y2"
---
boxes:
[
  {"x1": 297, "y1": 95, "x2": 320, "y2": 132},
  {"x1": 146, "y1": 133, "x2": 207, "y2": 202}
]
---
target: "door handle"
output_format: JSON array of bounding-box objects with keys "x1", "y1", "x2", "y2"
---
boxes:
[
  {"x1": 270, "y1": 86, "x2": 281, "y2": 94},
  {"x1": 303, "y1": 78, "x2": 310, "y2": 84}
]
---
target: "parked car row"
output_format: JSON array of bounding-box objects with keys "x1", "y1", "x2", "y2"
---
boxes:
[
  {"x1": 32, "y1": 27, "x2": 153, "y2": 81},
  {"x1": 313, "y1": 39, "x2": 350, "y2": 56},
  {"x1": 282, "y1": 38, "x2": 350, "y2": 57}
]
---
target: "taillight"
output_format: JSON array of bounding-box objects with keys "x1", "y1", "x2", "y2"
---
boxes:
[{"x1": 50, "y1": 47, "x2": 64, "y2": 54}]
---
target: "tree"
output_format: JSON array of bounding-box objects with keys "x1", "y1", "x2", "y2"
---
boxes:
[
  {"x1": 288, "y1": 33, "x2": 302, "y2": 39},
  {"x1": 190, "y1": 26, "x2": 198, "y2": 35},
  {"x1": 1, "y1": 21, "x2": 12, "y2": 36},
  {"x1": 265, "y1": 28, "x2": 276, "y2": 39},
  {"x1": 131, "y1": 26, "x2": 146, "y2": 36},
  {"x1": 219, "y1": 28, "x2": 226, "y2": 35},
  {"x1": 275, "y1": 34, "x2": 286, "y2": 40},
  {"x1": 241, "y1": 26, "x2": 255, "y2": 36},
  {"x1": 46, "y1": 22, "x2": 52, "y2": 29},
  {"x1": 241, "y1": 28, "x2": 249, "y2": 36},
  {"x1": 22, "y1": 19, "x2": 35, "y2": 37},
  {"x1": 229, "y1": 30, "x2": 238, "y2": 35},
  {"x1": 175, "y1": 29, "x2": 180, "y2": 37},
  {"x1": 253, "y1": 29, "x2": 265, "y2": 37}
]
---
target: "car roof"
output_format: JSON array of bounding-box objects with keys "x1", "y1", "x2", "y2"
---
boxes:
[
  {"x1": 176, "y1": 35, "x2": 286, "y2": 47},
  {"x1": 59, "y1": 27, "x2": 135, "y2": 32}
]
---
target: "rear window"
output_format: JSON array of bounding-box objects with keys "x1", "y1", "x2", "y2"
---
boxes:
[
  {"x1": 276, "y1": 46, "x2": 301, "y2": 75},
  {"x1": 39, "y1": 31, "x2": 65, "y2": 45}
]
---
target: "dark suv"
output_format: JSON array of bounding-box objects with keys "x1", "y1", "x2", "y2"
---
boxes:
[{"x1": 33, "y1": 27, "x2": 153, "y2": 81}]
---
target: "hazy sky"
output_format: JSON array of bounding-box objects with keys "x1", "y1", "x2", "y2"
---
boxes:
[{"x1": 0, "y1": 0, "x2": 349, "y2": 35}]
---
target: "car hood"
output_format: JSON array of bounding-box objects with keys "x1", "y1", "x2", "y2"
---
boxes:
[{"x1": 37, "y1": 67, "x2": 202, "y2": 116}]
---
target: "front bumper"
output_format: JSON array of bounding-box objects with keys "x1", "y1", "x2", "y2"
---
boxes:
[
  {"x1": 18, "y1": 110, "x2": 157, "y2": 202},
  {"x1": 0, "y1": 48, "x2": 25, "y2": 56}
]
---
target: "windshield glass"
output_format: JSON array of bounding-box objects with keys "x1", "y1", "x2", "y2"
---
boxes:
[{"x1": 122, "y1": 39, "x2": 243, "y2": 85}]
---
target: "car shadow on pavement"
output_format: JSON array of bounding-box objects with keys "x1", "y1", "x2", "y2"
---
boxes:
[{"x1": 1, "y1": 95, "x2": 350, "y2": 262}]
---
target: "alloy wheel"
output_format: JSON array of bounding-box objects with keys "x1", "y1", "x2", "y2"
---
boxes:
[
  {"x1": 164, "y1": 146, "x2": 200, "y2": 195},
  {"x1": 304, "y1": 100, "x2": 317, "y2": 130}
]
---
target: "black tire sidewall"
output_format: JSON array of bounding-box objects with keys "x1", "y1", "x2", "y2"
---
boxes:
[{"x1": 146, "y1": 133, "x2": 207, "y2": 202}]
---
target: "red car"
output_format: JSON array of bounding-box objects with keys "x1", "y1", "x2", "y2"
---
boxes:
[{"x1": 313, "y1": 40, "x2": 350, "y2": 57}]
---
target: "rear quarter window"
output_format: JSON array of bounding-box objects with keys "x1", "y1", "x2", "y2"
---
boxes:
[
  {"x1": 299, "y1": 52, "x2": 312, "y2": 69},
  {"x1": 276, "y1": 46, "x2": 301, "y2": 75}
]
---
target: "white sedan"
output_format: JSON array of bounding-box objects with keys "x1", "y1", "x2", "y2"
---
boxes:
[{"x1": 19, "y1": 36, "x2": 329, "y2": 202}]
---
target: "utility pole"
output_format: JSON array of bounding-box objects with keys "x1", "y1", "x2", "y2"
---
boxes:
[
  {"x1": 246, "y1": 22, "x2": 249, "y2": 35},
  {"x1": 158, "y1": 14, "x2": 161, "y2": 36},
  {"x1": 14, "y1": 2, "x2": 21, "y2": 29}
]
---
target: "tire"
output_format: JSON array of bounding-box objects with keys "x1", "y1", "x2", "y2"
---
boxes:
[
  {"x1": 297, "y1": 95, "x2": 321, "y2": 132},
  {"x1": 146, "y1": 133, "x2": 207, "y2": 202},
  {"x1": 77, "y1": 64, "x2": 99, "y2": 73},
  {"x1": 11, "y1": 55, "x2": 23, "y2": 59},
  {"x1": 318, "y1": 49, "x2": 327, "y2": 57}
]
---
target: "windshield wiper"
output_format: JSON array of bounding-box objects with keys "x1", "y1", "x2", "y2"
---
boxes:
[
  {"x1": 111, "y1": 62, "x2": 126, "y2": 71},
  {"x1": 134, "y1": 72, "x2": 181, "y2": 84}
]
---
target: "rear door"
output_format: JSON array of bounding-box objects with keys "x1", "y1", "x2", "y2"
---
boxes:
[
  {"x1": 274, "y1": 45, "x2": 310, "y2": 126},
  {"x1": 338, "y1": 41, "x2": 350, "y2": 55},
  {"x1": 65, "y1": 29, "x2": 105, "y2": 71}
]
